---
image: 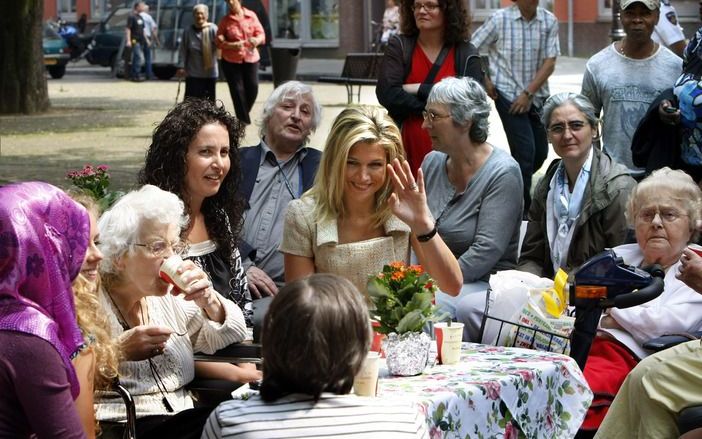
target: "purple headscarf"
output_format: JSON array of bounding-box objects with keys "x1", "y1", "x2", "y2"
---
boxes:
[{"x1": 0, "y1": 182, "x2": 90, "y2": 399}]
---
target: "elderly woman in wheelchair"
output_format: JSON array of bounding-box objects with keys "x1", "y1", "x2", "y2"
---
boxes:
[
  {"x1": 595, "y1": 231, "x2": 702, "y2": 439},
  {"x1": 577, "y1": 168, "x2": 702, "y2": 433},
  {"x1": 94, "y1": 185, "x2": 248, "y2": 439}
]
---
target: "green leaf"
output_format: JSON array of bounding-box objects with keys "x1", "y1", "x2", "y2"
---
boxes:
[
  {"x1": 396, "y1": 310, "x2": 424, "y2": 333},
  {"x1": 432, "y1": 402, "x2": 446, "y2": 423},
  {"x1": 367, "y1": 278, "x2": 392, "y2": 298},
  {"x1": 405, "y1": 292, "x2": 432, "y2": 313}
]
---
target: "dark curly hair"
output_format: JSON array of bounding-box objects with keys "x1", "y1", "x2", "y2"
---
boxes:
[
  {"x1": 138, "y1": 99, "x2": 246, "y2": 263},
  {"x1": 399, "y1": 0, "x2": 470, "y2": 45}
]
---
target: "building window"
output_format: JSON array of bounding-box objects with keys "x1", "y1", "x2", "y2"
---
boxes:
[
  {"x1": 470, "y1": 0, "x2": 501, "y2": 19},
  {"x1": 57, "y1": 0, "x2": 77, "y2": 21},
  {"x1": 272, "y1": 0, "x2": 339, "y2": 47},
  {"x1": 91, "y1": 0, "x2": 109, "y2": 20}
]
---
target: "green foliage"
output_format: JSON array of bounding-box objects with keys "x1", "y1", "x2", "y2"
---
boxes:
[
  {"x1": 66, "y1": 164, "x2": 123, "y2": 211},
  {"x1": 367, "y1": 261, "x2": 445, "y2": 335}
]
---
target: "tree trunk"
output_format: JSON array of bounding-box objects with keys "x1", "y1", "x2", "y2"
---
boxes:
[{"x1": 0, "y1": 0, "x2": 49, "y2": 114}]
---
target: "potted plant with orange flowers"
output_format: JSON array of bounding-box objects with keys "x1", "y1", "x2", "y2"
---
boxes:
[{"x1": 367, "y1": 261, "x2": 445, "y2": 376}]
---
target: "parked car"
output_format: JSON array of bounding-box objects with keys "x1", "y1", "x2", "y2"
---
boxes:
[
  {"x1": 85, "y1": 7, "x2": 131, "y2": 76},
  {"x1": 43, "y1": 22, "x2": 71, "y2": 79}
]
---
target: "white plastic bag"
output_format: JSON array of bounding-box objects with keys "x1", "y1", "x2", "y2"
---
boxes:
[{"x1": 481, "y1": 270, "x2": 553, "y2": 345}]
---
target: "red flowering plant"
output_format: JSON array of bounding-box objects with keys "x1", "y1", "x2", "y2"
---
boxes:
[
  {"x1": 66, "y1": 164, "x2": 123, "y2": 210},
  {"x1": 367, "y1": 261, "x2": 445, "y2": 335}
]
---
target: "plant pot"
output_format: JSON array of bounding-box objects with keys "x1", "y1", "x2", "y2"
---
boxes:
[{"x1": 383, "y1": 331, "x2": 432, "y2": 376}]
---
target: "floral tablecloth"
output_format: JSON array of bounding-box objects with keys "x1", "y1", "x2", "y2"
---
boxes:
[{"x1": 378, "y1": 343, "x2": 593, "y2": 439}]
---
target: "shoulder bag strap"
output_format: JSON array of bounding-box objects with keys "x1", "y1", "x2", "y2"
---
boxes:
[{"x1": 423, "y1": 44, "x2": 450, "y2": 85}]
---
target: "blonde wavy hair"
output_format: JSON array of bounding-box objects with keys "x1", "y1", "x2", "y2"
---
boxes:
[
  {"x1": 69, "y1": 191, "x2": 120, "y2": 390},
  {"x1": 305, "y1": 106, "x2": 405, "y2": 228}
]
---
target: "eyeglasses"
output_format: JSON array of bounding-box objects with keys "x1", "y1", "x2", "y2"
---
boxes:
[
  {"x1": 133, "y1": 239, "x2": 188, "y2": 257},
  {"x1": 422, "y1": 110, "x2": 451, "y2": 124},
  {"x1": 547, "y1": 120, "x2": 587, "y2": 135},
  {"x1": 411, "y1": 2, "x2": 441, "y2": 12},
  {"x1": 636, "y1": 207, "x2": 688, "y2": 224}
]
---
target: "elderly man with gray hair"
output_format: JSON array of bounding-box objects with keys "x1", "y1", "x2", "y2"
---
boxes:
[{"x1": 239, "y1": 81, "x2": 322, "y2": 298}]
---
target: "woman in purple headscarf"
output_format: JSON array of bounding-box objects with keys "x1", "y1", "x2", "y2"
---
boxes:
[{"x1": 0, "y1": 182, "x2": 90, "y2": 438}]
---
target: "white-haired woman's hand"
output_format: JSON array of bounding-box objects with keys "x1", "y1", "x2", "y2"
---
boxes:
[
  {"x1": 118, "y1": 325, "x2": 173, "y2": 361},
  {"x1": 387, "y1": 159, "x2": 435, "y2": 236},
  {"x1": 171, "y1": 259, "x2": 225, "y2": 323}
]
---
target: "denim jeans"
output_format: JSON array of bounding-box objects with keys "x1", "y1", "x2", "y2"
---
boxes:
[
  {"x1": 130, "y1": 42, "x2": 144, "y2": 79},
  {"x1": 143, "y1": 43, "x2": 153, "y2": 79},
  {"x1": 494, "y1": 91, "x2": 548, "y2": 214}
]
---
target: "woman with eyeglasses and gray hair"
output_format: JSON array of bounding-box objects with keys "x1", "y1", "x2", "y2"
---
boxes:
[
  {"x1": 518, "y1": 92, "x2": 636, "y2": 279},
  {"x1": 576, "y1": 167, "x2": 702, "y2": 432},
  {"x1": 94, "y1": 185, "x2": 247, "y2": 439},
  {"x1": 396, "y1": 75, "x2": 523, "y2": 340}
]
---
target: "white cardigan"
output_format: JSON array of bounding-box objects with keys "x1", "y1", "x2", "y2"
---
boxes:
[
  {"x1": 601, "y1": 243, "x2": 702, "y2": 359},
  {"x1": 95, "y1": 288, "x2": 247, "y2": 422}
]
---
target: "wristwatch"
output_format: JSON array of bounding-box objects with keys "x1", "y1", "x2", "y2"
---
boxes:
[
  {"x1": 416, "y1": 225, "x2": 438, "y2": 242},
  {"x1": 523, "y1": 89, "x2": 534, "y2": 99}
]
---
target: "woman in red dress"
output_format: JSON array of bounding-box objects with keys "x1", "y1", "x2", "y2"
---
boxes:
[{"x1": 376, "y1": 0, "x2": 484, "y2": 175}]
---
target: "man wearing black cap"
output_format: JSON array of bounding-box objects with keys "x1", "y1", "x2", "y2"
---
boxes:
[{"x1": 581, "y1": 0, "x2": 681, "y2": 173}]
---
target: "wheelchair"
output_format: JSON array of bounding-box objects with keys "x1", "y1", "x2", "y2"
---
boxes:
[
  {"x1": 105, "y1": 297, "x2": 270, "y2": 439},
  {"x1": 479, "y1": 250, "x2": 702, "y2": 437}
]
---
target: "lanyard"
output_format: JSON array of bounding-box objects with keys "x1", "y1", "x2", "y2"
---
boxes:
[{"x1": 269, "y1": 154, "x2": 303, "y2": 199}]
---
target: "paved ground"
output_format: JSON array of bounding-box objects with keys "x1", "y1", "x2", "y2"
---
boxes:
[{"x1": 0, "y1": 57, "x2": 586, "y2": 192}]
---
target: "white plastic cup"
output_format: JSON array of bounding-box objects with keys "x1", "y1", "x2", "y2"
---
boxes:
[
  {"x1": 434, "y1": 322, "x2": 464, "y2": 365},
  {"x1": 159, "y1": 255, "x2": 192, "y2": 291},
  {"x1": 689, "y1": 244, "x2": 702, "y2": 258},
  {"x1": 353, "y1": 351, "x2": 380, "y2": 397}
]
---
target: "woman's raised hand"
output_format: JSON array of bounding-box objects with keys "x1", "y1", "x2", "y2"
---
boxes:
[{"x1": 387, "y1": 158, "x2": 435, "y2": 236}]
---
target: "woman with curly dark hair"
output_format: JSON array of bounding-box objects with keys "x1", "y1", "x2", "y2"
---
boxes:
[
  {"x1": 139, "y1": 98, "x2": 261, "y2": 386},
  {"x1": 376, "y1": 0, "x2": 484, "y2": 175}
]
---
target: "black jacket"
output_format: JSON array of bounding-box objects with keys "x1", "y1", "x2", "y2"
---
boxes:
[
  {"x1": 631, "y1": 89, "x2": 702, "y2": 181},
  {"x1": 376, "y1": 34, "x2": 484, "y2": 125}
]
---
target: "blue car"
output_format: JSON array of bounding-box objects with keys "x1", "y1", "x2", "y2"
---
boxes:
[{"x1": 43, "y1": 22, "x2": 71, "y2": 79}]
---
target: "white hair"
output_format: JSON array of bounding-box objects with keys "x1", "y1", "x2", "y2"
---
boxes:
[
  {"x1": 258, "y1": 81, "x2": 321, "y2": 141},
  {"x1": 193, "y1": 3, "x2": 208, "y2": 15},
  {"x1": 98, "y1": 185, "x2": 188, "y2": 275}
]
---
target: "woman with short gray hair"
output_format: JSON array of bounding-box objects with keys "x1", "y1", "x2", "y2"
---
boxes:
[
  {"x1": 518, "y1": 92, "x2": 636, "y2": 279},
  {"x1": 412, "y1": 76, "x2": 524, "y2": 340}
]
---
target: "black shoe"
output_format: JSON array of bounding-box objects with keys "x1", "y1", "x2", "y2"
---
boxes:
[{"x1": 131, "y1": 76, "x2": 145, "y2": 82}]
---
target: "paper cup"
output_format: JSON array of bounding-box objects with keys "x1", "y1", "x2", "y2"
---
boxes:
[
  {"x1": 370, "y1": 321, "x2": 385, "y2": 355},
  {"x1": 353, "y1": 351, "x2": 380, "y2": 397},
  {"x1": 159, "y1": 255, "x2": 191, "y2": 291},
  {"x1": 689, "y1": 244, "x2": 702, "y2": 258},
  {"x1": 435, "y1": 322, "x2": 464, "y2": 365}
]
